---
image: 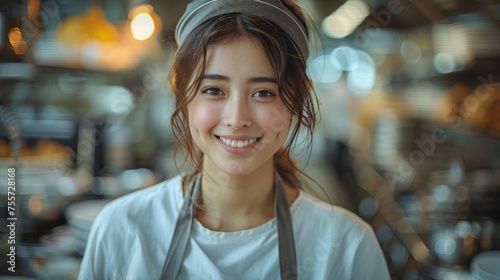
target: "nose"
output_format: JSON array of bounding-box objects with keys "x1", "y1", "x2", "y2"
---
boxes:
[{"x1": 223, "y1": 96, "x2": 252, "y2": 130}]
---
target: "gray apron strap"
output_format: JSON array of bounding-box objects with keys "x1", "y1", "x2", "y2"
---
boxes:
[
  {"x1": 159, "y1": 173, "x2": 201, "y2": 279},
  {"x1": 160, "y1": 172, "x2": 297, "y2": 280},
  {"x1": 275, "y1": 172, "x2": 298, "y2": 279}
]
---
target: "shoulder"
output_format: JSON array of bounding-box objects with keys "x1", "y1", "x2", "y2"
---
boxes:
[
  {"x1": 293, "y1": 191, "x2": 381, "y2": 255},
  {"x1": 79, "y1": 175, "x2": 184, "y2": 279},
  {"x1": 293, "y1": 192, "x2": 390, "y2": 279},
  {"x1": 294, "y1": 191, "x2": 372, "y2": 236}
]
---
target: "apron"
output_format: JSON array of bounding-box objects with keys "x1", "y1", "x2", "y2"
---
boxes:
[{"x1": 160, "y1": 172, "x2": 298, "y2": 279}]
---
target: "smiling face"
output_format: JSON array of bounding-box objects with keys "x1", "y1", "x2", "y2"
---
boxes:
[{"x1": 187, "y1": 36, "x2": 292, "y2": 177}]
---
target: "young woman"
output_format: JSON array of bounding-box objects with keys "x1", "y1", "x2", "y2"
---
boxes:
[{"x1": 78, "y1": 0, "x2": 391, "y2": 279}]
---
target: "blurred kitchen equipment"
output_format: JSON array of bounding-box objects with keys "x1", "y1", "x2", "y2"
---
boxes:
[
  {"x1": 56, "y1": 5, "x2": 118, "y2": 46},
  {"x1": 30, "y1": 254, "x2": 81, "y2": 280},
  {"x1": 0, "y1": 105, "x2": 21, "y2": 268},
  {"x1": 471, "y1": 251, "x2": 500, "y2": 280},
  {"x1": 28, "y1": 225, "x2": 80, "y2": 279},
  {"x1": 372, "y1": 109, "x2": 405, "y2": 170},
  {"x1": 419, "y1": 264, "x2": 474, "y2": 280},
  {"x1": 93, "y1": 168, "x2": 156, "y2": 197},
  {"x1": 0, "y1": 108, "x2": 90, "y2": 277},
  {"x1": 355, "y1": 166, "x2": 432, "y2": 264},
  {"x1": 429, "y1": 219, "x2": 482, "y2": 267},
  {"x1": 39, "y1": 225, "x2": 75, "y2": 256},
  {"x1": 64, "y1": 199, "x2": 111, "y2": 255}
]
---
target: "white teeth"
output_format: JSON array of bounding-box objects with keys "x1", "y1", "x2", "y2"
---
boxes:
[{"x1": 219, "y1": 136, "x2": 257, "y2": 148}]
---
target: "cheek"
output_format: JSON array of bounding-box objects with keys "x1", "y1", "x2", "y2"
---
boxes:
[
  {"x1": 188, "y1": 100, "x2": 219, "y2": 134},
  {"x1": 256, "y1": 104, "x2": 292, "y2": 135}
]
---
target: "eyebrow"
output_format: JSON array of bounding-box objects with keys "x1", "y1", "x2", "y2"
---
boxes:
[{"x1": 203, "y1": 74, "x2": 277, "y2": 84}]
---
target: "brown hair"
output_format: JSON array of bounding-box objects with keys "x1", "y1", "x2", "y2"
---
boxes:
[{"x1": 170, "y1": 0, "x2": 319, "y2": 188}]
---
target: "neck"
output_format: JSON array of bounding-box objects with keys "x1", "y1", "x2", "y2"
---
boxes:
[{"x1": 195, "y1": 159, "x2": 276, "y2": 232}]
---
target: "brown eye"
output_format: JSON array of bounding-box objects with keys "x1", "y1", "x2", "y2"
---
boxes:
[
  {"x1": 252, "y1": 90, "x2": 276, "y2": 98},
  {"x1": 201, "y1": 87, "x2": 223, "y2": 96}
]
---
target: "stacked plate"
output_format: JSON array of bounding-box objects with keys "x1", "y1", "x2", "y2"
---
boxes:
[
  {"x1": 471, "y1": 251, "x2": 500, "y2": 280},
  {"x1": 64, "y1": 199, "x2": 112, "y2": 255}
]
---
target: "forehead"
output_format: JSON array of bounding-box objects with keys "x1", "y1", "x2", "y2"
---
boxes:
[{"x1": 204, "y1": 36, "x2": 276, "y2": 77}]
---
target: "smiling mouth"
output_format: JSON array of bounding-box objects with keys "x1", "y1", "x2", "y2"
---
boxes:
[{"x1": 217, "y1": 136, "x2": 261, "y2": 148}]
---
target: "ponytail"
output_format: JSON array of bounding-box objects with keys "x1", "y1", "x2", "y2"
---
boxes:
[{"x1": 274, "y1": 148, "x2": 302, "y2": 189}]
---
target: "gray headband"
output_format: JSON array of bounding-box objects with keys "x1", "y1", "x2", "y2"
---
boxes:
[{"x1": 175, "y1": 0, "x2": 309, "y2": 59}]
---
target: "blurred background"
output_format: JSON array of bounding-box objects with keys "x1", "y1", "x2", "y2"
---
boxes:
[{"x1": 0, "y1": 0, "x2": 500, "y2": 279}]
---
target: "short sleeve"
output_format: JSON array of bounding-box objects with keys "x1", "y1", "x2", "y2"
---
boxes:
[{"x1": 351, "y1": 226, "x2": 391, "y2": 280}]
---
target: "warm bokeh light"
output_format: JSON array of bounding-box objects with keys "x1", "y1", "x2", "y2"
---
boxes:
[
  {"x1": 9, "y1": 27, "x2": 22, "y2": 47},
  {"x1": 322, "y1": 13, "x2": 352, "y2": 39},
  {"x1": 8, "y1": 27, "x2": 27, "y2": 55},
  {"x1": 27, "y1": 0, "x2": 40, "y2": 21},
  {"x1": 322, "y1": 0, "x2": 370, "y2": 38},
  {"x1": 131, "y1": 12, "x2": 155, "y2": 41},
  {"x1": 28, "y1": 194, "x2": 44, "y2": 215},
  {"x1": 14, "y1": 41, "x2": 27, "y2": 55}
]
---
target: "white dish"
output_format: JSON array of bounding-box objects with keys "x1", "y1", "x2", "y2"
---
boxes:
[
  {"x1": 64, "y1": 199, "x2": 112, "y2": 224},
  {"x1": 471, "y1": 251, "x2": 500, "y2": 280}
]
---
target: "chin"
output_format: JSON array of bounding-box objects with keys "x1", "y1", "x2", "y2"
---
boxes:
[
  {"x1": 216, "y1": 160, "x2": 257, "y2": 177},
  {"x1": 221, "y1": 166, "x2": 253, "y2": 177}
]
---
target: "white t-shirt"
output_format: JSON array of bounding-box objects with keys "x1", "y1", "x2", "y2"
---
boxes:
[{"x1": 78, "y1": 175, "x2": 390, "y2": 279}]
